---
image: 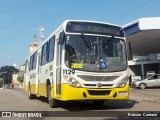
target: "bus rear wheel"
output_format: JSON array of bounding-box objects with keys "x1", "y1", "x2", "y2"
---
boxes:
[
  {"x1": 92, "y1": 100, "x2": 104, "y2": 106},
  {"x1": 47, "y1": 85, "x2": 59, "y2": 108}
]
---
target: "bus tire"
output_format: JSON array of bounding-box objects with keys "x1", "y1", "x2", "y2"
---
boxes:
[
  {"x1": 92, "y1": 100, "x2": 104, "y2": 106},
  {"x1": 47, "y1": 85, "x2": 59, "y2": 108},
  {"x1": 28, "y1": 84, "x2": 35, "y2": 99}
]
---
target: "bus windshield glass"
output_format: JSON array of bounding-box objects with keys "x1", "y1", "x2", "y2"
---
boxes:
[{"x1": 65, "y1": 35, "x2": 127, "y2": 72}]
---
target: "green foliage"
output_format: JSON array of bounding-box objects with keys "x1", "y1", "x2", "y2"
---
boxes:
[
  {"x1": 0, "y1": 78, "x2": 3, "y2": 87},
  {"x1": 17, "y1": 73, "x2": 24, "y2": 83},
  {"x1": 0, "y1": 66, "x2": 19, "y2": 84}
]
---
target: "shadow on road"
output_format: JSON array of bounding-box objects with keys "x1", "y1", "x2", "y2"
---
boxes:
[
  {"x1": 34, "y1": 98, "x2": 141, "y2": 119},
  {"x1": 60, "y1": 100, "x2": 138, "y2": 111},
  {"x1": 36, "y1": 96, "x2": 138, "y2": 111}
]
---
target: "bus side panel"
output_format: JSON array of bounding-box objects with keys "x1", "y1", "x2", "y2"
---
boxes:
[
  {"x1": 24, "y1": 60, "x2": 30, "y2": 92},
  {"x1": 38, "y1": 64, "x2": 48, "y2": 96},
  {"x1": 24, "y1": 73, "x2": 29, "y2": 92},
  {"x1": 30, "y1": 83, "x2": 36, "y2": 94},
  {"x1": 38, "y1": 62, "x2": 54, "y2": 97},
  {"x1": 38, "y1": 83, "x2": 47, "y2": 97},
  {"x1": 37, "y1": 82, "x2": 54, "y2": 98}
]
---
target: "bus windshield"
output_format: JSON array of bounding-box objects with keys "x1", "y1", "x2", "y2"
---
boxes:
[{"x1": 65, "y1": 35, "x2": 127, "y2": 72}]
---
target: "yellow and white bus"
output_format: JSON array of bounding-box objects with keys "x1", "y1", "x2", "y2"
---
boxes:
[{"x1": 24, "y1": 20, "x2": 129, "y2": 108}]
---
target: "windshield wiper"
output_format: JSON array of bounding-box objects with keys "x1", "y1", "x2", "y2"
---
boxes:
[
  {"x1": 81, "y1": 33, "x2": 91, "y2": 50},
  {"x1": 107, "y1": 36, "x2": 114, "y2": 43},
  {"x1": 103, "y1": 36, "x2": 114, "y2": 48}
]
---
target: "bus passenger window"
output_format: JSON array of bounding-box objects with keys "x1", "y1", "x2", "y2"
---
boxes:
[
  {"x1": 48, "y1": 37, "x2": 55, "y2": 62},
  {"x1": 41, "y1": 43, "x2": 48, "y2": 66}
]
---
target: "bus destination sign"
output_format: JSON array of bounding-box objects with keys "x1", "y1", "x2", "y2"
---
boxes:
[{"x1": 66, "y1": 22, "x2": 124, "y2": 37}]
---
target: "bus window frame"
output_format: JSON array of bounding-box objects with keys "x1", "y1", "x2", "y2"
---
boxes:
[
  {"x1": 48, "y1": 36, "x2": 55, "y2": 63},
  {"x1": 29, "y1": 52, "x2": 37, "y2": 71},
  {"x1": 41, "y1": 42, "x2": 48, "y2": 66}
]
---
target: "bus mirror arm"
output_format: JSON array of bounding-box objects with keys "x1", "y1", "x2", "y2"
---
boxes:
[{"x1": 58, "y1": 31, "x2": 65, "y2": 45}]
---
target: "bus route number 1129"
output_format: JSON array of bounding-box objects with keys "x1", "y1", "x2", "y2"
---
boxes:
[{"x1": 63, "y1": 69, "x2": 75, "y2": 75}]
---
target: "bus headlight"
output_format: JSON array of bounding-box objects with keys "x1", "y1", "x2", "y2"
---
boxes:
[
  {"x1": 64, "y1": 75, "x2": 82, "y2": 87},
  {"x1": 68, "y1": 78, "x2": 82, "y2": 87},
  {"x1": 117, "y1": 76, "x2": 129, "y2": 88}
]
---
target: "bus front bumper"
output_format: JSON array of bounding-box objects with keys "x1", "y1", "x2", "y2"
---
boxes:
[{"x1": 59, "y1": 84, "x2": 129, "y2": 101}]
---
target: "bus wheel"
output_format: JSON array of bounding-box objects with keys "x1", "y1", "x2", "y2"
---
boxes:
[
  {"x1": 28, "y1": 84, "x2": 35, "y2": 99},
  {"x1": 47, "y1": 85, "x2": 59, "y2": 108},
  {"x1": 92, "y1": 100, "x2": 104, "y2": 106}
]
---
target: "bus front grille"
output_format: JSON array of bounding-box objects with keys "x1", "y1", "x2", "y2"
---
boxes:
[
  {"x1": 78, "y1": 75, "x2": 119, "y2": 81},
  {"x1": 88, "y1": 90, "x2": 111, "y2": 95},
  {"x1": 84, "y1": 84, "x2": 113, "y2": 87}
]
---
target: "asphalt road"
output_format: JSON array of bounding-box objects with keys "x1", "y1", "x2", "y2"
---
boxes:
[{"x1": 0, "y1": 87, "x2": 160, "y2": 120}]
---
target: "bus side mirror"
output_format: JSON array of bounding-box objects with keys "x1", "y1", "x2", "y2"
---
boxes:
[{"x1": 58, "y1": 31, "x2": 65, "y2": 45}]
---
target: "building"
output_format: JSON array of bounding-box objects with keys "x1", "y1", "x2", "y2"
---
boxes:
[
  {"x1": 12, "y1": 64, "x2": 25, "y2": 88},
  {"x1": 29, "y1": 35, "x2": 38, "y2": 53},
  {"x1": 123, "y1": 17, "x2": 160, "y2": 80},
  {"x1": 12, "y1": 73, "x2": 20, "y2": 85}
]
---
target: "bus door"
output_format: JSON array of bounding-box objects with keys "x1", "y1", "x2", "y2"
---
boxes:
[
  {"x1": 36, "y1": 54, "x2": 41, "y2": 96},
  {"x1": 55, "y1": 42, "x2": 62, "y2": 96}
]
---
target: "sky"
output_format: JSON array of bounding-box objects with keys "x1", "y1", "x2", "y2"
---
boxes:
[{"x1": 0, "y1": 0, "x2": 159, "y2": 67}]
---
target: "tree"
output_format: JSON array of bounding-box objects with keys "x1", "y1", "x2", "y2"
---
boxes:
[
  {"x1": 0, "y1": 78, "x2": 3, "y2": 87},
  {"x1": 0, "y1": 66, "x2": 19, "y2": 84},
  {"x1": 17, "y1": 73, "x2": 24, "y2": 83}
]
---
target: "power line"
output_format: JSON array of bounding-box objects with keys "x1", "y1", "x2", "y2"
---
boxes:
[{"x1": 115, "y1": 0, "x2": 154, "y2": 24}]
